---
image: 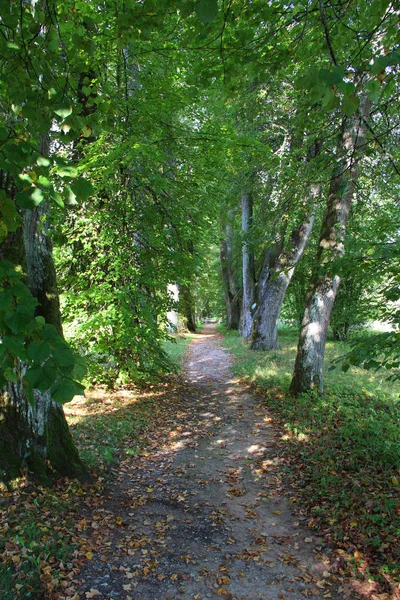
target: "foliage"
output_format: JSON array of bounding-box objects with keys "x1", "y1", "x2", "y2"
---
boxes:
[{"x1": 0, "y1": 260, "x2": 85, "y2": 403}]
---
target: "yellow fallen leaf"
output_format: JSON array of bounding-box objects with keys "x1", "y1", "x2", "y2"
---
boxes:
[
  {"x1": 392, "y1": 476, "x2": 399, "y2": 486},
  {"x1": 273, "y1": 510, "x2": 281, "y2": 515},
  {"x1": 85, "y1": 551, "x2": 93, "y2": 560},
  {"x1": 86, "y1": 590, "x2": 101, "y2": 599}
]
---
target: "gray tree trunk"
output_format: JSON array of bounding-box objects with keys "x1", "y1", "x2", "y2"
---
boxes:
[
  {"x1": 0, "y1": 139, "x2": 86, "y2": 483},
  {"x1": 239, "y1": 190, "x2": 255, "y2": 339},
  {"x1": 251, "y1": 188, "x2": 319, "y2": 350},
  {"x1": 290, "y1": 96, "x2": 371, "y2": 394},
  {"x1": 220, "y1": 213, "x2": 241, "y2": 329}
]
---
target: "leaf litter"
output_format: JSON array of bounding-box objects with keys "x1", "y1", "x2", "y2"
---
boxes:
[{"x1": 1, "y1": 324, "x2": 398, "y2": 599}]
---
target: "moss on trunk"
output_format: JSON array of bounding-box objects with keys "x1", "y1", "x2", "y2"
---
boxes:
[{"x1": 0, "y1": 388, "x2": 87, "y2": 485}]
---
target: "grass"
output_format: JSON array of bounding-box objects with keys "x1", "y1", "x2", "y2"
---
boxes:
[
  {"x1": 220, "y1": 326, "x2": 400, "y2": 592},
  {"x1": 163, "y1": 332, "x2": 194, "y2": 368}
]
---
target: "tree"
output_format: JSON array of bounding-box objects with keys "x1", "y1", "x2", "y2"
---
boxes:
[
  {"x1": 220, "y1": 208, "x2": 241, "y2": 329},
  {"x1": 290, "y1": 0, "x2": 399, "y2": 392}
]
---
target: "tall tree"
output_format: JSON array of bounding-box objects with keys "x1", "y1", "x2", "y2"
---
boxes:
[{"x1": 220, "y1": 208, "x2": 241, "y2": 329}]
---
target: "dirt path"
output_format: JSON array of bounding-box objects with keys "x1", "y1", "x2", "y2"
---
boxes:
[{"x1": 77, "y1": 325, "x2": 354, "y2": 600}]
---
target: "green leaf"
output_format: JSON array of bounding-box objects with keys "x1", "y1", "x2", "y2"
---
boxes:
[
  {"x1": 319, "y1": 66, "x2": 345, "y2": 86},
  {"x1": 342, "y1": 94, "x2": 359, "y2": 117},
  {"x1": 0, "y1": 221, "x2": 8, "y2": 242},
  {"x1": 15, "y1": 188, "x2": 44, "y2": 209},
  {"x1": 37, "y1": 155, "x2": 51, "y2": 167},
  {"x1": 37, "y1": 175, "x2": 52, "y2": 188},
  {"x1": 52, "y1": 342, "x2": 75, "y2": 367},
  {"x1": 195, "y1": 0, "x2": 218, "y2": 23},
  {"x1": 0, "y1": 292, "x2": 13, "y2": 310},
  {"x1": 55, "y1": 164, "x2": 78, "y2": 178},
  {"x1": 4, "y1": 306, "x2": 36, "y2": 334},
  {"x1": 50, "y1": 378, "x2": 85, "y2": 404},
  {"x1": 41, "y1": 323, "x2": 60, "y2": 342},
  {"x1": 366, "y1": 80, "x2": 381, "y2": 103},
  {"x1": 51, "y1": 192, "x2": 65, "y2": 208},
  {"x1": 70, "y1": 177, "x2": 94, "y2": 200},
  {"x1": 81, "y1": 124, "x2": 93, "y2": 138},
  {"x1": 54, "y1": 104, "x2": 73, "y2": 119},
  {"x1": 0, "y1": 127, "x2": 8, "y2": 141},
  {"x1": 0, "y1": 194, "x2": 22, "y2": 232},
  {"x1": 2, "y1": 335, "x2": 27, "y2": 360},
  {"x1": 71, "y1": 355, "x2": 87, "y2": 380},
  {"x1": 4, "y1": 367, "x2": 18, "y2": 382},
  {"x1": 27, "y1": 341, "x2": 52, "y2": 363},
  {"x1": 25, "y1": 363, "x2": 58, "y2": 392}
]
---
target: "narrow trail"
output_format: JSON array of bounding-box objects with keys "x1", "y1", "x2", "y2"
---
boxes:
[{"x1": 77, "y1": 325, "x2": 354, "y2": 600}]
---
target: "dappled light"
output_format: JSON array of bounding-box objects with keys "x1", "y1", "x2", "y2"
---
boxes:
[{"x1": 1, "y1": 0, "x2": 399, "y2": 597}]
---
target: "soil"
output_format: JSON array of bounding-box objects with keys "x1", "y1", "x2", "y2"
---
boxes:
[{"x1": 76, "y1": 325, "x2": 356, "y2": 600}]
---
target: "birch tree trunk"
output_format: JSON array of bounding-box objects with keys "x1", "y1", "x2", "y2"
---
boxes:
[
  {"x1": 290, "y1": 97, "x2": 371, "y2": 394},
  {"x1": 239, "y1": 190, "x2": 255, "y2": 339}
]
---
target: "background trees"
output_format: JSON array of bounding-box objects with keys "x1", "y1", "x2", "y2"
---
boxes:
[{"x1": 0, "y1": 0, "x2": 399, "y2": 479}]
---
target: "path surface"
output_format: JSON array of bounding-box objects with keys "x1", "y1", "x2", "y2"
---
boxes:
[{"x1": 77, "y1": 325, "x2": 354, "y2": 600}]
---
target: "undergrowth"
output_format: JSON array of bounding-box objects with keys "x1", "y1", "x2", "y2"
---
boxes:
[{"x1": 221, "y1": 327, "x2": 400, "y2": 591}]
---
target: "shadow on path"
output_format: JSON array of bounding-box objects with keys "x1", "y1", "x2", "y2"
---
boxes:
[{"x1": 76, "y1": 324, "x2": 355, "y2": 600}]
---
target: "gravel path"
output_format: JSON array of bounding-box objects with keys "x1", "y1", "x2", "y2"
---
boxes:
[{"x1": 76, "y1": 325, "x2": 355, "y2": 600}]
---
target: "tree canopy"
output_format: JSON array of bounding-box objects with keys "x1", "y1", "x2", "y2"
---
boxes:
[{"x1": 0, "y1": 0, "x2": 399, "y2": 478}]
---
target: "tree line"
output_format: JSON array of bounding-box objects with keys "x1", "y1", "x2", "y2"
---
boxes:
[{"x1": 0, "y1": 0, "x2": 398, "y2": 481}]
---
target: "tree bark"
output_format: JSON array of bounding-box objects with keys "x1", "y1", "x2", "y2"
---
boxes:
[
  {"x1": 251, "y1": 191, "x2": 318, "y2": 350},
  {"x1": 180, "y1": 284, "x2": 197, "y2": 333},
  {"x1": 290, "y1": 96, "x2": 371, "y2": 394},
  {"x1": 0, "y1": 142, "x2": 86, "y2": 483},
  {"x1": 239, "y1": 190, "x2": 255, "y2": 339},
  {"x1": 220, "y1": 213, "x2": 241, "y2": 329}
]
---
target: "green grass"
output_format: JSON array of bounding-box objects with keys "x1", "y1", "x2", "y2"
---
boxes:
[
  {"x1": 64, "y1": 388, "x2": 156, "y2": 470},
  {"x1": 221, "y1": 327, "x2": 400, "y2": 589},
  {"x1": 221, "y1": 326, "x2": 400, "y2": 400},
  {"x1": 163, "y1": 332, "x2": 194, "y2": 368}
]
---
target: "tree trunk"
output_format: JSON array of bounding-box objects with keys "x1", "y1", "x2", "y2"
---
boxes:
[
  {"x1": 180, "y1": 284, "x2": 197, "y2": 333},
  {"x1": 239, "y1": 190, "x2": 255, "y2": 339},
  {"x1": 0, "y1": 146, "x2": 86, "y2": 483},
  {"x1": 251, "y1": 188, "x2": 318, "y2": 350},
  {"x1": 220, "y1": 214, "x2": 241, "y2": 329},
  {"x1": 290, "y1": 96, "x2": 371, "y2": 394}
]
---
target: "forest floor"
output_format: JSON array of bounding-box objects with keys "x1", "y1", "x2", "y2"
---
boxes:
[
  {"x1": 2, "y1": 325, "x2": 397, "y2": 600},
  {"x1": 71, "y1": 324, "x2": 360, "y2": 600}
]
